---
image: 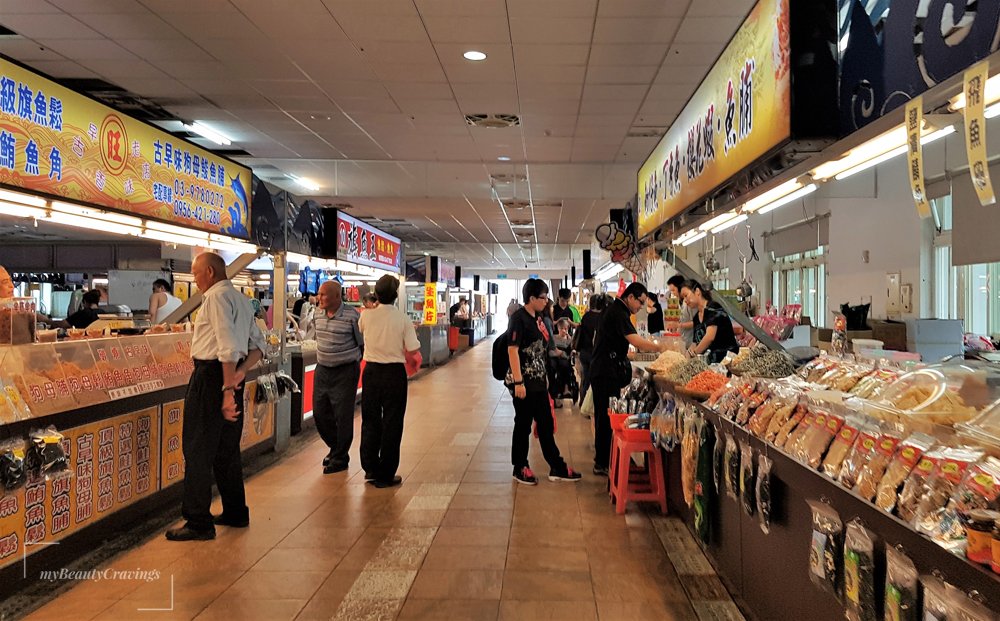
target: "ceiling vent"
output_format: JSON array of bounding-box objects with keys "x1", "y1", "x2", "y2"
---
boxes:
[
  {"x1": 500, "y1": 198, "x2": 562, "y2": 210},
  {"x1": 465, "y1": 113, "x2": 520, "y2": 128},
  {"x1": 509, "y1": 219, "x2": 534, "y2": 228},
  {"x1": 627, "y1": 128, "x2": 666, "y2": 138},
  {"x1": 491, "y1": 173, "x2": 528, "y2": 184}
]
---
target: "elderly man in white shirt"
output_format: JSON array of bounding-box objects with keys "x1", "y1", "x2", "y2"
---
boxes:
[{"x1": 166, "y1": 252, "x2": 265, "y2": 542}]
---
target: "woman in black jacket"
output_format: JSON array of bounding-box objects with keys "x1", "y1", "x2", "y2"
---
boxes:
[{"x1": 573, "y1": 294, "x2": 607, "y2": 411}]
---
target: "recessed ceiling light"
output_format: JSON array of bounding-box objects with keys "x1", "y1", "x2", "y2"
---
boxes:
[
  {"x1": 497, "y1": 155, "x2": 510, "y2": 161},
  {"x1": 463, "y1": 50, "x2": 487, "y2": 61}
]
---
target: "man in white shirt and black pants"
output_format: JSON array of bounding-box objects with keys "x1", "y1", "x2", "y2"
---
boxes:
[{"x1": 166, "y1": 252, "x2": 265, "y2": 541}]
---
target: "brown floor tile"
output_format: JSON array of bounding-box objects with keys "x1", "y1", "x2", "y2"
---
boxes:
[
  {"x1": 252, "y1": 547, "x2": 346, "y2": 572},
  {"x1": 24, "y1": 598, "x2": 117, "y2": 621},
  {"x1": 331, "y1": 598, "x2": 405, "y2": 621},
  {"x1": 422, "y1": 544, "x2": 508, "y2": 570},
  {"x1": 442, "y1": 509, "x2": 513, "y2": 527},
  {"x1": 596, "y1": 600, "x2": 699, "y2": 621},
  {"x1": 296, "y1": 597, "x2": 346, "y2": 621},
  {"x1": 277, "y1": 526, "x2": 366, "y2": 550},
  {"x1": 591, "y1": 569, "x2": 689, "y2": 604},
  {"x1": 367, "y1": 545, "x2": 429, "y2": 570},
  {"x1": 346, "y1": 569, "x2": 418, "y2": 600},
  {"x1": 448, "y1": 494, "x2": 515, "y2": 510},
  {"x1": 432, "y1": 526, "x2": 510, "y2": 547},
  {"x1": 509, "y1": 527, "x2": 586, "y2": 548},
  {"x1": 371, "y1": 509, "x2": 447, "y2": 528},
  {"x1": 409, "y1": 569, "x2": 504, "y2": 600},
  {"x1": 91, "y1": 597, "x2": 214, "y2": 621},
  {"x1": 497, "y1": 600, "x2": 598, "y2": 621},
  {"x1": 679, "y1": 574, "x2": 732, "y2": 601},
  {"x1": 194, "y1": 596, "x2": 306, "y2": 620},
  {"x1": 505, "y1": 546, "x2": 590, "y2": 573},
  {"x1": 462, "y1": 470, "x2": 517, "y2": 484},
  {"x1": 398, "y1": 598, "x2": 500, "y2": 620},
  {"x1": 456, "y1": 482, "x2": 514, "y2": 496},
  {"x1": 222, "y1": 570, "x2": 328, "y2": 600},
  {"x1": 501, "y1": 570, "x2": 593, "y2": 601}
]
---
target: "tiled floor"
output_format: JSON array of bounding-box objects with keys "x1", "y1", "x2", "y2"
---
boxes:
[{"x1": 22, "y1": 340, "x2": 744, "y2": 621}]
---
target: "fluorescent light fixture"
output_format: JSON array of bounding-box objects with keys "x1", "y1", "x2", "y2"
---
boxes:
[
  {"x1": 0, "y1": 189, "x2": 46, "y2": 207},
  {"x1": 46, "y1": 211, "x2": 141, "y2": 237},
  {"x1": 0, "y1": 201, "x2": 46, "y2": 219},
  {"x1": 741, "y1": 179, "x2": 804, "y2": 213},
  {"x1": 833, "y1": 125, "x2": 955, "y2": 181},
  {"x1": 289, "y1": 175, "x2": 320, "y2": 192},
  {"x1": 255, "y1": 274, "x2": 271, "y2": 280},
  {"x1": 682, "y1": 231, "x2": 708, "y2": 247},
  {"x1": 986, "y1": 102, "x2": 1000, "y2": 119},
  {"x1": 756, "y1": 183, "x2": 818, "y2": 215},
  {"x1": 594, "y1": 263, "x2": 622, "y2": 282},
  {"x1": 699, "y1": 211, "x2": 740, "y2": 231},
  {"x1": 811, "y1": 126, "x2": 909, "y2": 181},
  {"x1": 497, "y1": 155, "x2": 511, "y2": 161},
  {"x1": 185, "y1": 121, "x2": 232, "y2": 146},
  {"x1": 463, "y1": 50, "x2": 487, "y2": 61},
  {"x1": 710, "y1": 213, "x2": 747, "y2": 234},
  {"x1": 91, "y1": 278, "x2": 109, "y2": 285},
  {"x1": 146, "y1": 220, "x2": 210, "y2": 240},
  {"x1": 50, "y1": 201, "x2": 143, "y2": 227},
  {"x1": 143, "y1": 229, "x2": 207, "y2": 247},
  {"x1": 950, "y1": 73, "x2": 1000, "y2": 110}
]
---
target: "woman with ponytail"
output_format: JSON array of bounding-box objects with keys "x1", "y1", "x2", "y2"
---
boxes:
[{"x1": 679, "y1": 280, "x2": 739, "y2": 364}]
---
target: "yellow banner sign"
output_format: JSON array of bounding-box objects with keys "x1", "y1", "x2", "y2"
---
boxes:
[
  {"x1": 637, "y1": 0, "x2": 791, "y2": 238},
  {"x1": 423, "y1": 283, "x2": 437, "y2": 325},
  {"x1": 0, "y1": 407, "x2": 160, "y2": 570},
  {"x1": 0, "y1": 58, "x2": 252, "y2": 238},
  {"x1": 963, "y1": 61, "x2": 996, "y2": 206},
  {"x1": 905, "y1": 97, "x2": 932, "y2": 219}
]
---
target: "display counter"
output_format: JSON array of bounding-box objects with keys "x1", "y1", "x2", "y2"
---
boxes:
[
  {"x1": 460, "y1": 317, "x2": 488, "y2": 346},
  {"x1": 416, "y1": 324, "x2": 450, "y2": 367},
  {"x1": 0, "y1": 333, "x2": 278, "y2": 596},
  {"x1": 659, "y1": 384, "x2": 1000, "y2": 621},
  {"x1": 289, "y1": 346, "x2": 317, "y2": 436}
]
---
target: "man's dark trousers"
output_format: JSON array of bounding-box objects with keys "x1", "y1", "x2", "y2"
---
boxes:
[{"x1": 314, "y1": 361, "x2": 361, "y2": 467}]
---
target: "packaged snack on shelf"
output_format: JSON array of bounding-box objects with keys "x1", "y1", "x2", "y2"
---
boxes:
[
  {"x1": 749, "y1": 393, "x2": 793, "y2": 438},
  {"x1": 767, "y1": 398, "x2": 805, "y2": 443},
  {"x1": 736, "y1": 386, "x2": 771, "y2": 426},
  {"x1": 821, "y1": 417, "x2": 863, "y2": 478},
  {"x1": 714, "y1": 424, "x2": 725, "y2": 495},
  {"x1": 724, "y1": 434, "x2": 739, "y2": 502},
  {"x1": 896, "y1": 448, "x2": 946, "y2": 523},
  {"x1": 740, "y1": 441, "x2": 756, "y2": 517},
  {"x1": 774, "y1": 403, "x2": 809, "y2": 448},
  {"x1": 796, "y1": 411, "x2": 844, "y2": 469},
  {"x1": 681, "y1": 411, "x2": 700, "y2": 508},
  {"x1": 920, "y1": 575, "x2": 951, "y2": 621},
  {"x1": 854, "y1": 431, "x2": 903, "y2": 501},
  {"x1": 874, "y1": 433, "x2": 936, "y2": 513},
  {"x1": 0, "y1": 438, "x2": 27, "y2": 492},
  {"x1": 719, "y1": 380, "x2": 755, "y2": 422},
  {"x1": 757, "y1": 453, "x2": 773, "y2": 534},
  {"x1": 25, "y1": 426, "x2": 68, "y2": 479},
  {"x1": 650, "y1": 393, "x2": 679, "y2": 451},
  {"x1": 837, "y1": 425, "x2": 881, "y2": 489},
  {"x1": 843, "y1": 519, "x2": 877, "y2": 621},
  {"x1": 784, "y1": 411, "x2": 816, "y2": 455},
  {"x1": 693, "y1": 421, "x2": 716, "y2": 544},
  {"x1": 930, "y1": 457, "x2": 1000, "y2": 552},
  {"x1": 883, "y1": 546, "x2": 918, "y2": 621},
  {"x1": 807, "y1": 499, "x2": 844, "y2": 596},
  {"x1": 849, "y1": 368, "x2": 899, "y2": 400},
  {"x1": 913, "y1": 447, "x2": 986, "y2": 539}
]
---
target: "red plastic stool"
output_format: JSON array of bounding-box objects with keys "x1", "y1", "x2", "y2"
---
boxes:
[{"x1": 607, "y1": 426, "x2": 668, "y2": 515}]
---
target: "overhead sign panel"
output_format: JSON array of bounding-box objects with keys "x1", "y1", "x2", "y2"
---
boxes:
[
  {"x1": 0, "y1": 57, "x2": 252, "y2": 238},
  {"x1": 637, "y1": 0, "x2": 791, "y2": 238}
]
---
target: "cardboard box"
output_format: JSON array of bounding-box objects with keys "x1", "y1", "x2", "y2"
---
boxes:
[{"x1": 871, "y1": 320, "x2": 907, "y2": 351}]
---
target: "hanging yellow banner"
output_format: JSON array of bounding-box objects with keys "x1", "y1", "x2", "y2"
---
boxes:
[
  {"x1": 963, "y1": 61, "x2": 996, "y2": 206},
  {"x1": 904, "y1": 97, "x2": 932, "y2": 219},
  {"x1": 423, "y1": 283, "x2": 437, "y2": 325}
]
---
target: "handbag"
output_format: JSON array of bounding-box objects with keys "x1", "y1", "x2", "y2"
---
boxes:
[
  {"x1": 608, "y1": 350, "x2": 632, "y2": 389},
  {"x1": 580, "y1": 388, "x2": 595, "y2": 416}
]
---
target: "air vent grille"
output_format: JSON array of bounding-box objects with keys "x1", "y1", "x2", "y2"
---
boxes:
[
  {"x1": 491, "y1": 173, "x2": 528, "y2": 184},
  {"x1": 626, "y1": 128, "x2": 666, "y2": 138},
  {"x1": 465, "y1": 113, "x2": 521, "y2": 128}
]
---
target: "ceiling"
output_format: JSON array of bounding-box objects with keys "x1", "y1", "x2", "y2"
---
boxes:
[{"x1": 0, "y1": 0, "x2": 754, "y2": 269}]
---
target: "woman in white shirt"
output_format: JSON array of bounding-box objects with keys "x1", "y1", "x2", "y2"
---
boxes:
[
  {"x1": 358, "y1": 275, "x2": 421, "y2": 488},
  {"x1": 149, "y1": 278, "x2": 183, "y2": 324}
]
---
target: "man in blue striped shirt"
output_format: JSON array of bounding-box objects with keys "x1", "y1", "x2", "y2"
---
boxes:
[{"x1": 308, "y1": 281, "x2": 364, "y2": 474}]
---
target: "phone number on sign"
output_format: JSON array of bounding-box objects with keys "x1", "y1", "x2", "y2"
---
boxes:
[
  {"x1": 173, "y1": 200, "x2": 222, "y2": 227},
  {"x1": 175, "y1": 180, "x2": 225, "y2": 209}
]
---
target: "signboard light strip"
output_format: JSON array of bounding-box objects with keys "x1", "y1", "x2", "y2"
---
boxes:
[
  {"x1": 184, "y1": 122, "x2": 231, "y2": 146},
  {"x1": 0, "y1": 189, "x2": 46, "y2": 208},
  {"x1": 710, "y1": 213, "x2": 748, "y2": 234},
  {"x1": 0, "y1": 200, "x2": 45, "y2": 219},
  {"x1": 699, "y1": 211, "x2": 741, "y2": 231},
  {"x1": 740, "y1": 179, "x2": 803, "y2": 213},
  {"x1": 681, "y1": 231, "x2": 708, "y2": 247},
  {"x1": 47, "y1": 211, "x2": 141, "y2": 237},
  {"x1": 50, "y1": 201, "x2": 143, "y2": 227},
  {"x1": 756, "y1": 183, "x2": 817, "y2": 215}
]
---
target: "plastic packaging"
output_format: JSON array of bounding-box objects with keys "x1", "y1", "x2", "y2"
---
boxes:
[
  {"x1": 807, "y1": 499, "x2": 843, "y2": 596},
  {"x1": 693, "y1": 421, "x2": 715, "y2": 543},
  {"x1": 740, "y1": 442, "x2": 755, "y2": 517},
  {"x1": 837, "y1": 425, "x2": 881, "y2": 489},
  {"x1": 883, "y1": 546, "x2": 918, "y2": 621},
  {"x1": 821, "y1": 417, "x2": 862, "y2": 478},
  {"x1": 854, "y1": 431, "x2": 903, "y2": 501},
  {"x1": 896, "y1": 448, "x2": 946, "y2": 523},
  {"x1": 757, "y1": 453, "x2": 773, "y2": 534},
  {"x1": 784, "y1": 412, "x2": 816, "y2": 456},
  {"x1": 736, "y1": 387, "x2": 770, "y2": 426},
  {"x1": 920, "y1": 575, "x2": 951, "y2": 621},
  {"x1": 874, "y1": 433, "x2": 936, "y2": 513},
  {"x1": 25, "y1": 427, "x2": 68, "y2": 478},
  {"x1": 0, "y1": 438, "x2": 27, "y2": 492},
  {"x1": 796, "y1": 411, "x2": 844, "y2": 469},
  {"x1": 927, "y1": 457, "x2": 1000, "y2": 552},
  {"x1": 913, "y1": 447, "x2": 986, "y2": 539},
  {"x1": 724, "y1": 434, "x2": 739, "y2": 502},
  {"x1": 714, "y1": 422, "x2": 725, "y2": 495},
  {"x1": 773, "y1": 402, "x2": 808, "y2": 447},
  {"x1": 843, "y1": 519, "x2": 876, "y2": 621},
  {"x1": 764, "y1": 398, "x2": 802, "y2": 442},
  {"x1": 681, "y1": 411, "x2": 700, "y2": 507}
]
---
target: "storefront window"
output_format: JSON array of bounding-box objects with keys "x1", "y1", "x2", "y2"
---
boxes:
[{"x1": 771, "y1": 246, "x2": 827, "y2": 327}]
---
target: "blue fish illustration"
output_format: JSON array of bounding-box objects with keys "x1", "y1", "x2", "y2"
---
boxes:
[{"x1": 224, "y1": 174, "x2": 249, "y2": 238}]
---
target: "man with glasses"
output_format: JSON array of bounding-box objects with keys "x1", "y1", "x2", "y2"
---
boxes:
[
  {"x1": 506, "y1": 278, "x2": 582, "y2": 485},
  {"x1": 589, "y1": 282, "x2": 665, "y2": 476}
]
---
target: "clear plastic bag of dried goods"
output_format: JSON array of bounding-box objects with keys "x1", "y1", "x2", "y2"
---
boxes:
[
  {"x1": 693, "y1": 421, "x2": 715, "y2": 543},
  {"x1": 0, "y1": 437, "x2": 27, "y2": 492},
  {"x1": 724, "y1": 434, "x2": 740, "y2": 502},
  {"x1": 714, "y1": 421, "x2": 725, "y2": 496},
  {"x1": 740, "y1": 441, "x2": 756, "y2": 517},
  {"x1": 843, "y1": 519, "x2": 876, "y2": 621},
  {"x1": 796, "y1": 410, "x2": 844, "y2": 469},
  {"x1": 821, "y1": 416, "x2": 863, "y2": 479},
  {"x1": 25, "y1": 426, "x2": 68, "y2": 479},
  {"x1": 807, "y1": 499, "x2": 843, "y2": 597},
  {"x1": 896, "y1": 448, "x2": 945, "y2": 523},
  {"x1": 883, "y1": 546, "x2": 918, "y2": 621},
  {"x1": 680, "y1": 411, "x2": 700, "y2": 508},
  {"x1": 921, "y1": 455, "x2": 1000, "y2": 552},
  {"x1": 837, "y1": 423, "x2": 882, "y2": 490},
  {"x1": 854, "y1": 431, "x2": 904, "y2": 501},
  {"x1": 756, "y1": 453, "x2": 772, "y2": 534},
  {"x1": 873, "y1": 433, "x2": 935, "y2": 514},
  {"x1": 913, "y1": 446, "x2": 985, "y2": 537}
]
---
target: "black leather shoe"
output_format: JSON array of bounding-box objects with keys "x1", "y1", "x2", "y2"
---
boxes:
[
  {"x1": 165, "y1": 526, "x2": 215, "y2": 541},
  {"x1": 213, "y1": 514, "x2": 249, "y2": 528},
  {"x1": 371, "y1": 476, "x2": 403, "y2": 489},
  {"x1": 364, "y1": 471, "x2": 376, "y2": 481},
  {"x1": 323, "y1": 462, "x2": 349, "y2": 474},
  {"x1": 322, "y1": 452, "x2": 335, "y2": 467}
]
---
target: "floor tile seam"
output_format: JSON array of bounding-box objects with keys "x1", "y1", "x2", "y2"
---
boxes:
[{"x1": 652, "y1": 525, "x2": 740, "y2": 609}]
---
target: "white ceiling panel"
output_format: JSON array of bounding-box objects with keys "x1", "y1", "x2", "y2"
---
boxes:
[
  {"x1": 516, "y1": 99, "x2": 580, "y2": 116},
  {"x1": 509, "y1": 18, "x2": 594, "y2": 44},
  {"x1": 18, "y1": 59, "x2": 97, "y2": 79},
  {"x1": 588, "y1": 44, "x2": 669, "y2": 66},
  {"x1": 0, "y1": 38, "x2": 68, "y2": 62},
  {"x1": 507, "y1": 0, "x2": 596, "y2": 18},
  {"x1": 515, "y1": 64, "x2": 586, "y2": 84},
  {"x1": 112, "y1": 77, "x2": 198, "y2": 99},
  {"x1": 358, "y1": 41, "x2": 439, "y2": 66},
  {"x1": 687, "y1": 0, "x2": 754, "y2": 17},
  {"x1": 36, "y1": 39, "x2": 136, "y2": 62},
  {"x1": 517, "y1": 82, "x2": 583, "y2": 102},
  {"x1": 116, "y1": 38, "x2": 211, "y2": 61},
  {"x1": 673, "y1": 15, "x2": 748, "y2": 43},
  {"x1": 155, "y1": 9, "x2": 262, "y2": 39},
  {"x1": 336, "y1": 96, "x2": 401, "y2": 114},
  {"x1": 0, "y1": 0, "x2": 61, "y2": 13},
  {"x1": 585, "y1": 65, "x2": 659, "y2": 85},
  {"x1": 236, "y1": 9, "x2": 348, "y2": 40},
  {"x1": 662, "y1": 42, "x2": 727, "y2": 67},
  {"x1": 513, "y1": 44, "x2": 589, "y2": 67},
  {"x1": 582, "y1": 83, "x2": 648, "y2": 101},
  {"x1": 72, "y1": 10, "x2": 183, "y2": 39},
  {"x1": 421, "y1": 16, "x2": 510, "y2": 44},
  {"x1": 593, "y1": 18, "x2": 681, "y2": 44},
  {"x1": 414, "y1": 0, "x2": 507, "y2": 17},
  {"x1": 395, "y1": 99, "x2": 461, "y2": 115},
  {"x1": 330, "y1": 12, "x2": 427, "y2": 44},
  {"x1": 80, "y1": 58, "x2": 169, "y2": 80},
  {"x1": 598, "y1": 0, "x2": 690, "y2": 17},
  {"x1": 0, "y1": 14, "x2": 101, "y2": 38},
  {"x1": 369, "y1": 62, "x2": 447, "y2": 83}
]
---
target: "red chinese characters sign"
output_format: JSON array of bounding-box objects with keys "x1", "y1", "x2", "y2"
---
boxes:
[{"x1": 336, "y1": 211, "x2": 402, "y2": 272}]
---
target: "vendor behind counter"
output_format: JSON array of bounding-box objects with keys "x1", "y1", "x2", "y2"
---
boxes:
[{"x1": 66, "y1": 290, "x2": 102, "y2": 329}]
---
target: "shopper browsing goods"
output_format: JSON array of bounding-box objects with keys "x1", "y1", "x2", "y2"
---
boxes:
[
  {"x1": 166, "y1": 252, "x2": 265, "y2": 541},
  {"x1": 358, "y1": 275, "x2": 421, "y2": 488},
  {"x1": 308, "y1": 280, "x2": 364, "y2": 475},
  {"x1": 507, "y1": 278, "x2": 581, "y2": 485},
  {"x1": 590, "y1": 282, "x2": 666, "y2": 476}
]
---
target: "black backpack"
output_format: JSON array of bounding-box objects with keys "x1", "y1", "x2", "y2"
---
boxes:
[{"x1": 492, "y1": 331, "x2": 510, "y2": 381}]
